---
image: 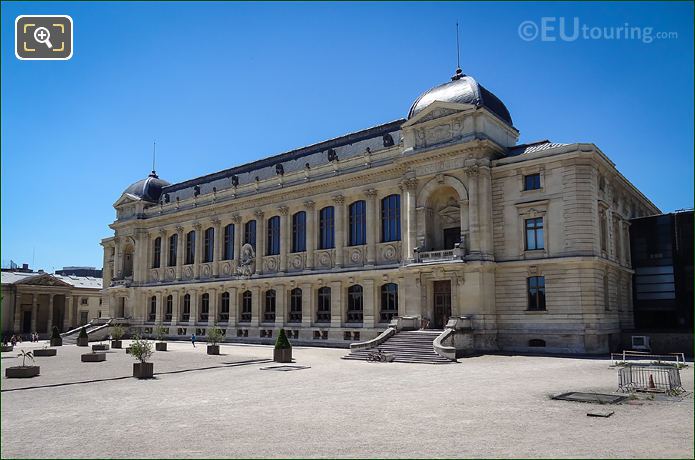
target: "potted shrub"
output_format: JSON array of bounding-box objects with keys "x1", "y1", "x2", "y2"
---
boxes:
[
  {"x1": 130, "y1": 335, "x2": 154, "y2": 379},
  {"x1": 274, "y1": 328, "x2": 293, "y2": 363},
  {"x1": 111, "y1": 325, "x2": 124, "y2": 349},
  {"x1": 155, "y1": 325, "x2": 168, "y2": 351},
  {"x1": 206, "y1": 325, "x2": 224, "y2": 355},
  {"x1": 1, "y1": 344, "x2": 12, "y2": 352},
  {"x1": 76, "y1": 327, "x2": 89, "y2": 347},
  {"x1": 33, "y1": 345, "x2": 57, "y2": 357},
  {"x1": 50, "y1": 326, "x2": 62, "y2": 347},
  {"x1": 6, "y1": 350, "x2": 40, "y2": 378}
]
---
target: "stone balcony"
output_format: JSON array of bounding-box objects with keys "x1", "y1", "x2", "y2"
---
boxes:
[{"x1": 413, "y1": 245, "x2": 465, "y2": 264}]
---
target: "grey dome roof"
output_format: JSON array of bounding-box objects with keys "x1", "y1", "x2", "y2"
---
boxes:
[
  {"x1": 408, "y1": 70, "x2": 513, "y2": 126},
  {"x1": 123, "y1": 172, "x2": 170, "y2": 202}
]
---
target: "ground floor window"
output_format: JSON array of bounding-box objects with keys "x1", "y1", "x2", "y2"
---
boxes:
[
  {"x1": 264, "y1": 290, "x2": 276, "y2": 322},
  {"x1": 165, "y1": 295, "x2": 173, "y2": 322},
  {"x1": 380, "y1": 283, "x2": 398, "y2": 322},
  {"x1": 149, "y1": 296, "x2": 156, "y2": 322},
  {"x1": 240, "y1": 291, "x2": 252, "y2": 322},
  {"x1": 220, "y1": 292, "x2": 230, "y2": 322},
  {"x1": 347, "y1": 285, "x2": 363, "y2": 323},
  {"x1": 181, "y1": 294, "x2": 191, "y2": 322},
  {"x1": 289, "y1": 288, "x2": 302, "y2": 323},
  {"x1": 527, "y1": 276, "x2": 546, "y2": 311},
  {"x1": 317, "y1": 287, "x2": 331, "y2": 323},
  {"x1": 200, "y1": 293, "x2": 209, "y2": 322}
]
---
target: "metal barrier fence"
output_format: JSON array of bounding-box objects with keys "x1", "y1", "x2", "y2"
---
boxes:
[
  {"x1": 610, "y1": 350, "x2": 686, "y2": 367},
  {"x1": 618, "y1": 365, "x2": 683, "y2": 394}
]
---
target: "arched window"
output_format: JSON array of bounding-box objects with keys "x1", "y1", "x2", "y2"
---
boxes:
[
  {"x1": 204, "y1": 227, "x2": 214, "y2": 263},
  {"x1": 148, "y1": 296, "x2": 157, "y2": 322},
  {"x1": 289, "y1": 288, "x2": 302, "y2": 323},
  {"x1": 319, "y1": 206, "x2": 335, "y2": 249},
  {"x1": 264, "y1": 290, "x2": 276, "y2": 322},
  {"x1": 181, "y1": 294, "x2": 191, "y2": 322},
  {"x1": 380, "y1": 283, "x2": 398, "y2": 322},
  {"x1": 348, "y1": 200, "x2": 366, "y2": 246},
  {"x1": 223, "y1": 224, "x2": 234, "y2": 260},
  {"x1": 267, "y1": 216, "x2": 280, "y2": 255},
  {"x1": 347, "y1": 285, "x2": 363, "y2": 323},
  {"x1": 240, "y1": 291, "x2": 252, "y2": 322},
  {"x1": 200, "y1": 293, "x2": 210, "y2": 322},
  {"x1": 381, "y1": 194, "x2": 401, "y2": 242},
  {"x1": 185, "y1": 231, "x2": 195, "y2": 264},
  {"x1": 168, "y1": 234, "x2": 178, "y2": 267},
  {"x1": 152, "y1": 237, "x2": 162, "y2": 268},
  {"x1": 165, "y1": 295, "x2": 173, "y2": 322},
  {"x1": 317, "y1": 287, "x2": 331, "y2": 322},
  {"x1": 220, "y1": 292, "x2": 230, "y2": 322},
  {"x1": 244, "y1": 220, "x2": 257, "y2": 249},
  {"x1": 292, "y1": 211, "x2": 306, "y2": 253},
  {"x1": 529, "y1": 339, "x2": 546, "y2": 347}
]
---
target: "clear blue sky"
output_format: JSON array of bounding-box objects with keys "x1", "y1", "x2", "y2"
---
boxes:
[{"x1": 2, "y1": 1, "x2": 693, "y2": 272}]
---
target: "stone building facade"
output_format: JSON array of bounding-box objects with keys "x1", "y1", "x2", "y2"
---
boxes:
[{"x1": 101, "y1": 70, "x2": 659, "y2": 353}]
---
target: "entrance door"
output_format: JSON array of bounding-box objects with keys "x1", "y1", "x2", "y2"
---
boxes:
[
  {"x1": 443, "y1": 227, "x2": 461, "y2": 249},
  {"x1": 80, "y1": 311, "x2": 89, "y2": 326},
  {"x1": 22, "y1": 311, "x2": 32, "y2": 334},
  {"x1": 432, "y1": 281, "x2": 452, "y2": 329}
]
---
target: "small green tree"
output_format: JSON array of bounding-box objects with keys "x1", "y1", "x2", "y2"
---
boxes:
[
  {"x1": 17, "y1": 350, "x2": 35, "y2": 367},
  {"x1": 275, "y1": 328, "x2": 292, "y2": 350},
  {"x1": 51, "y1": 326, "x2": 61, "y2": 340},
  {"x1": 111, "y1": 325, "x2": 125, "y2": 341},
  {"x1": 129, "y1": 335, "x2": 153, "y2": 364},
  {"x1": 78, "y1": 327, "x2": 88, "y2": 339},
  {"x1": 207, "y1": 324, "x2": 224, "y2": 346},
  {"x1": 155, "y1": 325, "x2": 168, "y2": 342}
]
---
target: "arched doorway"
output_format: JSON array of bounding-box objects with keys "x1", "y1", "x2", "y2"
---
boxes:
[{"x1": 422, "y1": 185, "x2": 467, "y2": 251}]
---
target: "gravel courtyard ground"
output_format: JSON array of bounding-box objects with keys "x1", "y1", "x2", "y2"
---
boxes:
[{"x1": 1, "y1": 341, "x2": 693, "y2": 458}]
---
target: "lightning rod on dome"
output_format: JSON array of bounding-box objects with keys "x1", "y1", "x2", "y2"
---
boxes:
[
  {"x1": 453, "y1": 22, "x2": 464, "y2": 81},
  {"x1": 151, "y1": 141, "x2": 157, "y2": 177}
]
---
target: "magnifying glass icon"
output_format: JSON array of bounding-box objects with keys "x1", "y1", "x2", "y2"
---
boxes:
[{"x1": 33, "y1": 27, "x2": 53, "y2": 49}]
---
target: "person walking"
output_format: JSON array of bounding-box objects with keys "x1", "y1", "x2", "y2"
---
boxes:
[{"x1": 191, "y1": 333, "x2": 196, "y2": 348}]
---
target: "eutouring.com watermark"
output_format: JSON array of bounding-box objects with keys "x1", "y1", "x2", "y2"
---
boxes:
[{"x1": 519, "y1": 17, "x2": 678, "y2": 44}]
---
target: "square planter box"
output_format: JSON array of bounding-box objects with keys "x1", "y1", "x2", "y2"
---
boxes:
[
  {"x1": 155, "y1": 342, "x2": 167, "y2": 351},
  {"x1": 6, "y1": 366, "x2": 40, "y2": 378},
  {"x1": 1, "y1": 345, "x2": 13, "y2": 352},
  {"x1": 207, "y1": 345, "x2": 220, "y2": 355},
  {"x1": 274, "y1": 348, "x2": 293, "y2": 363},
  {"x1": 111, "y1": 340, "x2": 123, "y2": 349},
  {"x1": 133, "y1": 362, "x2": 154, "y2": 379},
  {"x1": 81, "y1": 352, "x2": 106, "y2": 362},
  {"x1": 76, "y1": 337, "x2": 89, "y2": 347},
  {"x1": 50, "y1": 338, "x2": 62, "y2": 347},
  {"x1": 92, "y1": 344, "x2": 110, "y2": 352},
  {"x1": 33, "y1": 348, "x2": 57, "y2": 357}
]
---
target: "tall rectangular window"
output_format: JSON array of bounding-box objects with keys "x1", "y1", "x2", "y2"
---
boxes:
[
  {"x1": 240, "y1": 291, "x2": 252, "y2": 322},
  {"x1": 292, "y1": 211, "x2": 306, "y2": 253},
  {"x1": 244, "y1": 220, "x2": 256, "y2": 250},
  {"x1": 348, "y1": 200, "x2": 366, "y2": 246},
  {"x1": 527, "y1": 276, "x2": 546, "y2": 311},
  {"x1": 220, "y1": 292, "x2": 230, "y2": 322},
  {"x1": 152, "y1": 237, "x2": 161, "y2": 269},
  {"x1": 267, "y1": 216, "x2": 280, "y2": 255},
  {"x1": 289, "y1": 288, "x2": 302, "y2": 323},
  {"x1": 525, "y1": 217, "x2": 544, "y2": 250},
  {"x1": 181, "y1": 294, "x2": 191, "y2": 322},
  {"x1": 381, "y1": 194, "x2": 401, "y2": 242},
  {"x1": 168, "y1": 234, "x2": 178, "y2": 267},
  {"x1": 316, "y1": 287, "x2": 331, "y2": 322},
  {"x1": 200, "y1": 293, "x2": 209, "y2": 322},
  {"x1": 185, "y1": 231, "x2": 195, "y2": 264},
  {"x1": 347, "y1": 285, "x2": 364, "y2": 323},
  {"x1": 203, "y1": 227, "x2": 214, "y2": 263},
  {"x1": 148, "y1": 296, "x2": 157, "y2": 322},
  {"x1": 264, "y1": 290, "x2": 276, "y2": 322},
  {"x1": 319, "y1": 206, "x2": 335, "y2": 249},
  {"x1": 165, "y1": 295, "x2": 173, "y2": 322},
  {"x1": 380, "y1": 283, "x2": 398, "y2": 322},
  {"x1": 524, "y1": 173, "x2": 541, "y2": 191},
  {"x1": 223, "y1": 224, "x2": 234, "y2": 260}
]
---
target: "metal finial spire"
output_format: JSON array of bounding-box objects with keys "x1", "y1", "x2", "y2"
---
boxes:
[
  {"x1": 452, "y1": 22, "x2": 464, "y2": 81},
  {"x1": 151, "y1": 141, "x2": 157, "y2": 177}
]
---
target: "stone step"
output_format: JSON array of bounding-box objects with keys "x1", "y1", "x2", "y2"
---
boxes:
[{"x1": 343, "y1": 329, "x2": 454, "y2": 364}]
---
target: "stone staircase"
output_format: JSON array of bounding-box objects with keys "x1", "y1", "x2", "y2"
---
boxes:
[{"x1": 342, "y1": 330, "x2": 455, "y2": 364}]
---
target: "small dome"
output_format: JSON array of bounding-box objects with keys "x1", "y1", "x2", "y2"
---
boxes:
[
  {"x1": 408, "y1": 70, "x2": 513, "y2": 126},
  {"x1": 123, "y1": 172, "x2": 170, "y2": 202}
]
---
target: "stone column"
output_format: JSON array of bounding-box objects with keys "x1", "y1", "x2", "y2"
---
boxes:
[
  {"x1": 279, "y1": 206, "x2": 289, "y2": 273},
  {"x1": 159, "y1": 229, "x2": 167, "y2": 281},
  {"x1": 193, "y1": 222, "x2": 203, "y2": 278},
  {"x1": 365, "y1": 189, "x2": 378, "y2": 266},
  {"x1": 478, "y1": 164, "x2": 494, "y2": 259},
  {"x1": 402, "y1": 178, "x2": 418, "y2": 263},
  {"x1": 31, "y1": 293, "x2": 38, "y2": 332},
  {"x1": 189, "y1": 289, "x2": 198, "y2": 326},
  {"x1": 397, "y1": 279, "x2": 406, "y2": 317},
  {"x1": 330, "y1": 280, "x2": 343, "y2": 328},
  {"x1": 113, "y1": 237, "x2": 122, "y2": 279},
  {"x1": 255, "y1": 210, "x2": 265, "y2": 275},
  {"x1": 250, "y1": 286, "x2": 261, "y2": 327},
  {"x1": 300, "y1": 283, "x2": 312, "y2": 328},
  {"x1": 465, "y1": 165, "x2": 481, "y2": 256},
  {"x1": 362, "y1": 279, "x2": 375, "y2": 328},
  {"x1": 212, "y1": 218, "x2": 222, "y2": 277},
  {"x1": 46, "y1": 294, "x2": 54, "y2": 333},
  {"x1": 275, "y1": 284, "x2": 286, "y2": 327},
  {"x1": 209, "y1": 288, "x2": 217, "y2": 324},
  {"x1": 175, "y1": 226, "x2": 184, "y2": 280},
  {"x1": 230, "y1": 215, "x2": 242, "y2": 273},
  {"x1": 459, "y1": 199, "x2": 470, "y2": 254},
  {"x1": 155, "y1": 292, "x2": 163, "y2": 323},
  {"x1": 228, "y1": 287, "x2": 238, "y2": 327},
  {"x1": 171, "y1": 292, "x2": 179, "y2": 326},
  {"x1": 333, "y1": 195, "x2": 346, "y2": 268},
  {"x1": 304, "y1": 201, "x2": 315, "y2": 269},
  {"x1": 136, "y1": 230, "x2": 150, "y2": 283},
  {"x1": 64, "y1": 295, "x2": 72, "y2": 330}
]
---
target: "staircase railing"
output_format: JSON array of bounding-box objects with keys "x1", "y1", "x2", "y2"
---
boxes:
[
  {"x1": 349, "y1": 327, "x2": 396, "y2": 351},
  {"x1": 433, "y1": 329, "x2": 457, "y2": 361}
]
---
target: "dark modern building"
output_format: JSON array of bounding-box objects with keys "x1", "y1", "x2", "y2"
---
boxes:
[{"x1": 55, "y1": 266, "x2": 103, "y2": 278}]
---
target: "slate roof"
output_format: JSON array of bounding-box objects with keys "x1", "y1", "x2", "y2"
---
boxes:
[
  {"x1": 506, "y1": 140, "x2": 568, "y2": 157},
  {"x1": 0, "y1": 272, "x2": 102, "y2": 289}
]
